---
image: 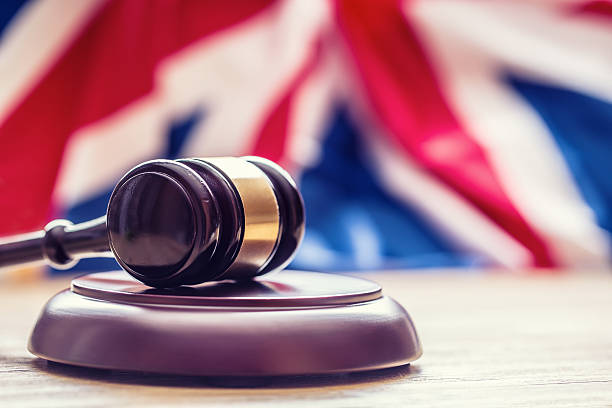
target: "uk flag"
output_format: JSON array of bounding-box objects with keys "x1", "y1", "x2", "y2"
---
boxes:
[{"x1": 1, "y1": 0, "x2": 611, "y2": 273}]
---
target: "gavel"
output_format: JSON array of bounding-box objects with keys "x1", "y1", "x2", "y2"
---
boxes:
[{"x1": 0, "y1": 157, "x2": 304, "y2": 288}]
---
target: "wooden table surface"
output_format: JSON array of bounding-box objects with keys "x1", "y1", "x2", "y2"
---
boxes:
[{"x1": 1, "y1": 269, "x2": 611, "y2": 407}]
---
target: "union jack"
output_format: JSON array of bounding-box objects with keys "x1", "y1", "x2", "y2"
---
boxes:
[{"x1": 1, "y1": 0, "x2": 611, "y2": 273}]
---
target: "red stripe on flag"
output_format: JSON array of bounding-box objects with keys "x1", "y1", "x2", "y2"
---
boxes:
[
  {"x1": 572, "y1": 1, "x2": 612, "y2": 18},
  {"x1": 334, "y1": 0, "x2": 555, "y2": 267},
  {"x1": 0, "y1": 0, "x2": 273, "y2": 235},
  {"x1": 250, "y1": 41, "x2": 322, "y2": 165}
]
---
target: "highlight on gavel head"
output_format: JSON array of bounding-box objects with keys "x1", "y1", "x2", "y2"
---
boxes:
[{"x1": 106, "y1": 157, "x2": 305, "y2": 288}]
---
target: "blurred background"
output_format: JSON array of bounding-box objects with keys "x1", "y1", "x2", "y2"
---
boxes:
[{"x1": 0, "y1": 0, "x2": 611, "y2": 278}]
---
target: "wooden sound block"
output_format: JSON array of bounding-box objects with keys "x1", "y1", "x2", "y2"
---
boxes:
[{"x1": 28, "y1": 270, "x2": 422, "y2": 376}]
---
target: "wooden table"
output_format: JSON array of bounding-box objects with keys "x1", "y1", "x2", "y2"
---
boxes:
[{"x1": 1, "y1": 270, "x2": 611, "y2": 407}]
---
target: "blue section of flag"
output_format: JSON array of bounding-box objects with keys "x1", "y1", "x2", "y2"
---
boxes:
[
  {"x1": 166, "y1": 109, "x2": 204, "y2": 159},
  {"x1": 0, "y1": 0, "x2": 29, "y2": 37},
  {"x1": 51, "y1": 110, "x2": 205, "y2": 274},
  {"x1": 292, "y1": 107, "x2": 487, "y2": 271},
  {"x1": 509, "y1": 76, "x2": 612, "y2": 237}
]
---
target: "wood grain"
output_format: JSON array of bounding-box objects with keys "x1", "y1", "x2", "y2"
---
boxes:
[{"x1": 1, "y1": 270, "x2": 611, "y2": 407}]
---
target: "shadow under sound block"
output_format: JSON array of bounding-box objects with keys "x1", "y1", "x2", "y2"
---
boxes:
[{"x1": 28, "y1": 270, "x2": 422, "y2": 376}]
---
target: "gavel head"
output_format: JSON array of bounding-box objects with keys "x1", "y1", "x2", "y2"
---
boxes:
[{"x1": 106, "y1": 157, "x2": 304, "y2": 288}]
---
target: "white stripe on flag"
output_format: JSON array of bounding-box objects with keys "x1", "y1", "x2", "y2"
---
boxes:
[
  {"x1": 285, "y1": 38, "x2": 339, "y2": 175},
  {"x1": 408, "y1": 0, "x2": 612, "y2": 103}
]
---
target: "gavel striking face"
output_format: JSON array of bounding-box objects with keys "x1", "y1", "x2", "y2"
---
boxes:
[{"x1": 0, "y1": 157, "x2": 305, "y2": 288}]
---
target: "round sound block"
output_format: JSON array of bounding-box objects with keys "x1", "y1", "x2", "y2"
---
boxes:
[{"x1": 28, "y1": 270, "x2": 421, "y2": 376}]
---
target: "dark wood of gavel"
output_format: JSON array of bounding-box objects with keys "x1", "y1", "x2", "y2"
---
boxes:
[{"x1": 0, "y1": 157, "x2": 304, "y2": 288}]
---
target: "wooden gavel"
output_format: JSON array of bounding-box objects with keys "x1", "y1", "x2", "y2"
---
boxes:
[{"x1": 0, "y1": 157, "x2": 304, "y2": 288}]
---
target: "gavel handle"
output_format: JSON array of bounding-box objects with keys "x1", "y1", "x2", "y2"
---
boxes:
[{"x1": 0, "y1": 216, "x2": 112, "y2": 269}]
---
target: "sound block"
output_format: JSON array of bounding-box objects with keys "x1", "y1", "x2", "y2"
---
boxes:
[{"x1": 28, "y1": 270, "x2": 421, "y2": 376}]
